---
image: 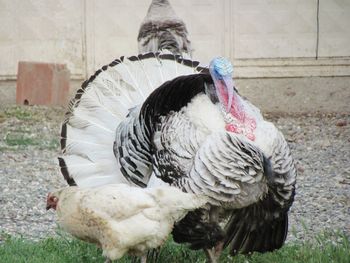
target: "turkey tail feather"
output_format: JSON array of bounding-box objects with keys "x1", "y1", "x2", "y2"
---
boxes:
[{"x1": 59, "y1": 52, "x2": 203, "y2": 187}]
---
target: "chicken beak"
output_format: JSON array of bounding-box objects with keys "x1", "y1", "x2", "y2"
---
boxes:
[{"x1": 46, "y1": 192, "x2": 53, "y2": 210}]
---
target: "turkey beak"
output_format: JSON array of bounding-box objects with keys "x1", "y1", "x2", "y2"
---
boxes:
[{"x1": 223, "y1": 76, "x2": 234, "y2": 112}]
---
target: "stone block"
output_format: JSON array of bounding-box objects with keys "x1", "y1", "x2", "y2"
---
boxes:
[{"x1": 16, "y1": 61, "x2": 70, "y2": 106}]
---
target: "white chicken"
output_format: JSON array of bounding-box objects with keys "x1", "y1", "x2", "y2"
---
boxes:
[{"x1": 46, "y1": 184, "x2": 207, "y2": 263}]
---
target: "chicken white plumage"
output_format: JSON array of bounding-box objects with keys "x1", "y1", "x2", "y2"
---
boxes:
[
  {"x1": 47, "y1": 184, "x2": 207, "y2": 262},
  {"x1": 59, "y1": 53, "x2": 296, "y2": 262}
]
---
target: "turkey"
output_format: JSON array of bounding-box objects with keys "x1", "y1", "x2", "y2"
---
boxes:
[
  {"x1": 46, "y1": 184, "x2": 207, "y2": 263},
  {"x1": 138, "y1": 0, "x2": 192, "y2": 56},
  {"x1": 59, "y1": 53, "x2": 296, "y2": 262}
]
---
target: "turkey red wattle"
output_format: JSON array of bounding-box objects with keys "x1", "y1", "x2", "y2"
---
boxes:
[
  {"x1": 222, "y1": 92, "x2": 257, "y2": 142},
  {"x1": 217, "y1": 81, "x2": 257, "y2": 141},
  {"x1": 224, "y1": 104, "x2": 257, "y2": 141},
  {"x1": 225, "y1": 118, "x2": 256, "y2": 141}
]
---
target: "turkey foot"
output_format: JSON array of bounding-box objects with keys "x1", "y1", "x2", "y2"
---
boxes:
[
  {"x1": 140, "y1": 255, "x2": 147, "y2": 263},
  {"x1": 204, "y1": 241, "x2": 224, "y2": 263}
]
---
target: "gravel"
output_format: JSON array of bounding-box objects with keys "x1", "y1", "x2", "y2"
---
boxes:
[
  {"x1": 267, "y1": 112, "x2": 350, "y2": 243},
  {"x1": 0, "y1": 106, "x2": 349, "y2": 243}
]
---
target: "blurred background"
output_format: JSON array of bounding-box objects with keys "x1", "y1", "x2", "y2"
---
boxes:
[{"x1": 0, "y1": 0, "x2": 349, "y2": 111}]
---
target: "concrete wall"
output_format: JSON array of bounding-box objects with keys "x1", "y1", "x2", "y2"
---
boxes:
[
  {"x1": 0, "y1": 1, "x2": 85, "y2": 79},
  {"x1": 1, "y1": 0, "x2": 350, "y2": 80}
]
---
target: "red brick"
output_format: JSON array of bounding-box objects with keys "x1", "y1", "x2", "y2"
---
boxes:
[{"x1": 16, "y1": 61, "x2": 70, "y2": 106}]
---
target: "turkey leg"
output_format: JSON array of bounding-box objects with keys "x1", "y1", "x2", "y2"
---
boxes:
[
  {"x1": 140, "y1": 255, "x2": 147, "y2": 263},
  {"x1": 204, "y1": 206, "x2": 224, "y2": 263}
]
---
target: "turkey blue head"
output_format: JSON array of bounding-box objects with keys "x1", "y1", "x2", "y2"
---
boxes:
[
  {"x1": 209, "y1": 57, "x2": 234, "y2": 112},
  {"x1": 209, "y1": 57, "x2": 257, "y2": 141}
]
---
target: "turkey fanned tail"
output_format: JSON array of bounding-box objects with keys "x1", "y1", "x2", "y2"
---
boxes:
[{"x1": 59, "y1": 52, "x2": 203, "y2": 188}]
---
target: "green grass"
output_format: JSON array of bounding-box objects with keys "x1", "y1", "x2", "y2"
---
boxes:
[
  {"x1": 0, "y1": 106, "x2": 62, "y2": 151},
  {"x1": 3, "y1": 131, "x2": 59, "y2": 150},
  {"x1": 4, "y1": 132, "x2": 39, "y2": 147},
  {"x1": 0, "y1": 232, "x2": 349, "y2": 263},
  {"x1": 4, "y1": 106, "x2": 33, "y2": 120}
]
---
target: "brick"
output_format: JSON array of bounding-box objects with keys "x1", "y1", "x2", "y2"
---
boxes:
[{"x1": 16, "y1": 61, "x2": 70, "y2": 106}]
